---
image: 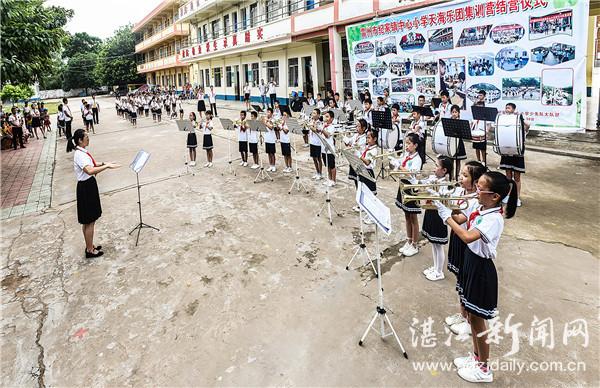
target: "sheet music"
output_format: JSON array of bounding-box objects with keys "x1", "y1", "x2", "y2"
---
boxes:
[
  {"x1": 342, "y1": 149, "x2": 376, "y2": 183},
  {"x1": 356, "y1": 182, "x2": 391, "y2": 235},
  {"x1": 130, "y1": 150, "x2": 150, "y2": 174},
  {"x1": 176, "y1": 119, "x2": 192, "y2": 131}
]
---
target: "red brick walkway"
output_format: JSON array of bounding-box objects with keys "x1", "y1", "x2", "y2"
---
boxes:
[{"x1": 1, "y1": 139, "x2": 44, "y2": 209}]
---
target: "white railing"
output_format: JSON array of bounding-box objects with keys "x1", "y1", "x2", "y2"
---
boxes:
[
  {"x1": 137, "y1": 54, "x2": 182, "y2": 72},
  {"x1": 135, "y1": 23, "x2": 190, "y2": 53}
]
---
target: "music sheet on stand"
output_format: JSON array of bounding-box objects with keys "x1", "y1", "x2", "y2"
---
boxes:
[
  {"x1": 356, "y1": 182, "x2": 392, "y2": 235},
  {"x1": 130, "y1": 150, "x2": 150, "y2": 174}
]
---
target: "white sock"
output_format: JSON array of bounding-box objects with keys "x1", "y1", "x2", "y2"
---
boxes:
[{"x1": 432, "y1": 243, "x2": 444, "y2": 274}]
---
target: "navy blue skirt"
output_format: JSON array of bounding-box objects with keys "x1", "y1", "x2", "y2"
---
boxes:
[
  {"x1": 77, "y1": 177, "x2": 102, "y2": 225},
  {"x1": 458, "y1": 247, "x2": 498, "y2": 320}
]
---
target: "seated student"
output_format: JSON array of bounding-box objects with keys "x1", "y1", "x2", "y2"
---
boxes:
[{"x1": 316, "y1": 93, "x2": 326, "y2": 109}]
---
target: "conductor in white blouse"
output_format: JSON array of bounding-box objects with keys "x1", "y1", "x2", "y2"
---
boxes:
[{"x1": 67, "y1": 129, "x2": 120, "y2": 258}]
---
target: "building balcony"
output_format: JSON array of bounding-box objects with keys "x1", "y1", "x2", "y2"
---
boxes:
[
  {"x1": 137, "y1": 54, "x2": 185, "y2": 73},
  {"x1": 135, "y1": 23, "x2": 190, "y2": 53},
  {"x1": 177, "y1": 0, "x2": 230, "y2": 23}
]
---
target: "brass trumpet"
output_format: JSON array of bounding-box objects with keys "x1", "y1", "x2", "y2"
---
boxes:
[
  {"x1": 373, "y1": 149, "x2": 403, "y2": 159},
  {"x1": 401, "y1": 193, "x2": 474, "y2": 210}
]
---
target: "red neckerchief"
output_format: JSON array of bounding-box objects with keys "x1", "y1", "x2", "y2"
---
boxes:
[
  {"x1": 361, "y1": 144, "x2": 375, "y2": 158},
  {"x1": 401, "y1": 152, "x2": 417, "y2": 168},
  {"x1": 78, "y1": 147, "x2": 97, "y2": 167}
]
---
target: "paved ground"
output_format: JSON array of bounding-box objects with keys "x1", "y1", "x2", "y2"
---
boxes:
[{"x1": 1, "y1": 97, "x2": 599, "y2": 386}]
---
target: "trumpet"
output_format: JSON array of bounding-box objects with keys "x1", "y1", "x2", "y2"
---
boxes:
[
  {"x1": 373, "y1": 149, "x2": 403, "y2": 159},
  {"x1": 401, "y1": 193, "x2": 475, "y2": 210},
  {"x1": 234, "y1": 119, "x2": 247, "y2": 126},
  {"x1": 399, "y1": 182, "x2": 460, "y2": 190}
]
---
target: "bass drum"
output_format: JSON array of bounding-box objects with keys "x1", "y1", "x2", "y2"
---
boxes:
[
  {"x1": 431, "y1": 121, "x2": 457, "y2": 157},
  {"x1": 494, "y1": 113, "x2": 524, "y2": 156},
  {"x1": 378, "y1": 127, "x2": 399, "y2": 149}
]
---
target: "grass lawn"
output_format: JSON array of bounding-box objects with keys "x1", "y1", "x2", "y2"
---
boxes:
[{"x1": 3, "y1": 101, "x2": 61, "y2": 115}]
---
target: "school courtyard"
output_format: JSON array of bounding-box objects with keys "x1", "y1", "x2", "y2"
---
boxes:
[{"x1": 1, "y1": 97, "x2": 598, "y2": 386}]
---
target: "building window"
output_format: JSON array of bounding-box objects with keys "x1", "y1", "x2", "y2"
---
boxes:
[
  {"x1": 241, "y1": 8, "x2": 247, "y2": 30},
  {"x1": 306, "y1": 0, "x2": 315, "y2": 10},
  {"x1": 226, "y1": 66, "x2": 233, "y2": 87},
  {"x1": 202, "y1": 24, "x2": 208, "y2": 41},
  {"x1": 266, "y1": 60, "x2": 279, "y2": 84},
  {"x1": 211, "y1": 20, "x2": 219, "y2": 39},
  {"x1": 205, "y1": 69, "x2": 210, "y2": 87},
  {"x1": 243, "y1": 64, "x2": 249, "y2": 84},
  {"x1": 232, "y1": 12, "x2": 238, "y2": 33},
  {"x1": 223, "y1": 15, "x2": 230, "y2": 36},
  {"x1": 249, "y1": 3, "x2": 257, "y2": 27},
  {"x1": 178, "y1": 73, "x2": 182, "y2": 87},
  {"x1": 288, "y1": 58, "x2": 298, "y2": 87},
  {"x1": 213, "y1": 67, "x2": 222, "y2": 87},
  {"x1": 199, "y1": 69, "x2": 204, "y2": 87},
  {"x1": 252, "y1": 63, "x2": 259, "y2": 86}
]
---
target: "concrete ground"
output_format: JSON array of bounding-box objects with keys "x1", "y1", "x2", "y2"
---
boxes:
[{"x1": 1, "y1": 97, "x2": 599, "y2": 387}]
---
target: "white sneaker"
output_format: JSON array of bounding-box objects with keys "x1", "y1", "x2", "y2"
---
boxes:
[
  {"x1": 399, "y1": 241, "x2": 411, "y2": 254},
  {"x1": 422, "y1": 266, "x2": 435, "y2": 276},
  {"x1": 453, "y1": 353, "x2": 478, "y2": 369},
  {"x1": 425, "y1": 271, "x2": 445, "y2": 281},
  {"x1": 239, "y1": 161, "x2": 245, "y2": 166},
  {"x1": 450, "y1": 321, "x2": 472, "y2": 336},
  {"x1": 204, "y1": 162, "x2": 210, "y2": 167},
  {"x1": 445, "y1": 313, "x2": 466, "y2": 326},
  {"x1": 362, "y1": 216, "x2": 374, "y2": 225},
  {"x1": 312, "y1": 173, "x2": 319, "y2": 179},
  {"x1": 189, "y1": 161, "x2": 196, "y2": 167},
  {"x1": 207, "y1": 162, "x2": 213, "y2": 168},
  {"x1": 352, "y1": 205, "x2": 361, "y2": 213},
  {"x1": 303, "y1": 143, "x2": 309, "y2": 148},
  {"x1": 457, "y1": 362, "x2": 493, "y2": 383},
  {"x1": 403, "y1": 244, "x2": 419, "y2": 257},
  {"x1": 251, "y1": 164, "x2": 259, "y2": 169},
  {"x1": 517, "y1": 199, "x2": 522, "y2": 207},
  {"x1": 243, "y1": 162, "x2": 248, "y2": 167},
  {"x1": 271, "y1": 166, "x2": 276, "y2": 172},
  {"x1": 316, "y1": 174, "x2": 323, "y2": 180}
]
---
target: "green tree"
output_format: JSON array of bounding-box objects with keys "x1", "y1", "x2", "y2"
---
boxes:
[
  {"x1": 0, "y1": 0, "x2": 73, "y2": 86},
  {"x1": 96, "y1": 25, "x2": 145, "y2": 87},
  {"x1": 63, "y1": 32, "x2": 103, "y2": 59},
  {"x1": 1, "y1": 84, "x2": 34, "y2": 103},
  {"x1": 62, "y1": 53, "x2": 99, "y2": 93}
]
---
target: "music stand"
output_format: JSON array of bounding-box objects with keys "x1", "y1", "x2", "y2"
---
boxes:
[
  {"x1": 355, "y1": 182, "x2": 408, "y2": 358},
  {"x1": 471, "y1": 106, "x2": 497, "y2": 167},
  {"x1": 372, "y1": 110, "x2": 393, "y2": 180},
  {"x1": 219, "y1": 118, "x2": 237, "y2": 176},
  {"x1": 342, "y1": 149, "x2": 377, "y2": 276},
  {"x1": 441, "y1": 118, "x2": 472, "y2": 181},
  {"x1": 431, "y1": 98, "x2": 442, "y2": 109},
  {"x1": 249, "y1": 120, "x2": 272, "y2": 183},
  {"x1": 251, "y1": 104, "x2": 263, "y2": 113},
  {"x1": 279, "y1": 105, "x2": 292, "y2": 117},
  {"x1": 288, "y1": 134, "x2": 310, "y2": 195},
  {"x1": 315, "y1": 132, "x2": 341, "y2": 225},
  {"x1": 176, "y1": 119, "x2": 192, "y2": 131},
  {"x1": 128, "y1": 150, "x2": 159, "y2": 246}
]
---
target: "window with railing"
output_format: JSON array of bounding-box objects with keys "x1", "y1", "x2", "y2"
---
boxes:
[
  {"x1": 223, "y1": 14, "x2": 230, "y2": 36},
  {"x1": 252, "y1": 63, "x2": 259, "y2": 86},
  {"x1": 226, "y1": 66, "x2": 233, "y2": 87},
  {"x1": 213, "y1": 67, "x2": 222, "y2": 87},
  {"x1": 266, "y1": 60, "x2": 279, "y2": 84},
  {"x1": 249, "y1": 3, "x2": 258, "y2": 27},
  {"x1": 288, "y1": 58, "x2": 298, "y2": 87},
  {"x1": 205, "y1": 69, "x2": 210, "y2": 87},
  {"x1": 211, "y1": 20, "x2": 219, "y2": 38},
  {"x1": 232, "y1": 12, "x2": 238, "y2": 33}
]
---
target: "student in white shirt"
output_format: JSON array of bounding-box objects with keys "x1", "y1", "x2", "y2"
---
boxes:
[
  {"x1": 308, "y1": 109, "x2": 323, "y2": 180},
  {"x1": 263, "y1": 108, "x2": 277, "y2": 171},
  {"x1": 202, "y1": 110, "x2": 215, "y2": 167},
  {"x1": 258, "y1": 80, "x2": 267, "y2": 110},
  {"x1": 197, "y1": 88, "x2": 206, "y2": 118},
  {"x1": 316, "y1": 93, "x2": 325, "y2": 109},
  {"x1": 248, "y1": 111, "x2": 260, "y2": 169},
  {"x1": 358, "y1": 129, "x2": 379, "y2": 224},
  {"x1": 67, "y1": 128, "x2": 120, "y2": 258},
  {"x1": 306, "y1": 92, "x2": 316, "y2": 106},
  {"x1": 208, "y1": 86, "x2": 218, "y2": 117},
  {"x1": 62, "y1": 97, "x2": 73, "y2": 141},
  {"x1": 243, "y1": 83, "x2": 251, "y2": 111},
  {"x1": 236, "y1": 110, "x2": 249, "y2": 167},
  {"x1": 267, "y1": 78, "x2": 277, "y2": 109},
  {"x1": 186, "y1": 112, "x2": 198, "y2": 166},
  {"x1": 344, "y1": 118, "x2": 367, "y2": 190},
  {"x1": 177, "y1": 98, "x2": 184, "y2": 120},
  {"x1": 320, "y1": 110, "x2": 337, "y2": 187},
  {"x1": 8, "y1": 107, "x2": 26, "y2": 149},
  {"x1": 363, "y1": 98, "x2": 374, "y2": 127},
  {"x1": 91, "y1": 95, "x2": 101, "y2": 124},
  {"x1": 279, "y1": 112, "x2": 292, "y2": 172},
  {"x1": 435, "y1": 171, "x2": 518, "y2": 384},
  {"x1": 83, "y1": 102, "x2": 95, "y2": 133}
]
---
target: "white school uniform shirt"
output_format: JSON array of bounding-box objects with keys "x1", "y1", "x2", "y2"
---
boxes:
[
  {"x1": 409, "y1": 117, "x2": 426, "y2": 137},
  {"x1": 437, "y1": 102, "x2": 451, "y2": 119},
  {"x1": 84, "y1": 108, "x2": 93, "y2": 120},
  {"x1": 63, "y1": 104, "x2": 73, "y2": 122},
  {"x1": 267, "y1": 82, "x2": 276, "y2": 95},
  {"x1": 202, "y1": 119, "x2": 213, "y2": 135},
  {"x1": 264, "y1": 118, "x2": 276, "y2": 143},
  {"x1": 361, "y1": 144, "x2": 378, "y2": 170},
  {"x1": 364, "y1": 108, "x2": 373, "y2": 126},
  {"x1": 248, "y1": 125, "x2": 258, "y2": 143},
  {"x1": 321, "y1": 122, "x2": 336, "y2": 154},
  {"x1": 208, "y1": 91, "x2": 217, "y2": 103},
  {"x1": 236, "y1": 122, "x2": 248, "y2": 141},
  {"x1": 243, "y1": 85, "x2": 251, "y2": 94},
  {"x1": 279, "y1": 122, "x2": 290, "y2": 143},
  {"x1": 92, "y1": 99, "x2": 100, "y2": 109},
  {"x1": 307, "y1": 97, "x2": 316, "y2": 106},
  {"x1": 143, "y1": 99, "x2": 149, "y2": 109},
  {"x1": 73, "y1": 146, "x2": 95, "y2": 181},
  {"x1": 309, "y1": 120, "x2": 322, "y2": 146},
  {"x1": 189, "y1": 120, "x2": 197, "y2": 134},
  {"x1": 466, "y1": 206, "x2": 504, "y2": 260},
  {"x1": 177, "y1": 101, "x2": 183, "y2": 111},
  {"x1": 259, "y1": 84, "x2": 266, "y2": 96},
  {"x1": 347, "y1": 132, "x2": 366, "y2": 158},
  {"x1": 57, "y1": 111, "x2": 66, "y2": 121},
  {"x1": 316, "y1": 100, "x2": 325, "y2": 109},
  {"x1": 272, "y1": 109, "x2": 282, "y2": 120},
  {"x1": 390, "y1": 151, "x2": 422, "y2": 182},
  {"x1": 8, "y1": 113, "x2": 24, "y2": 127}
]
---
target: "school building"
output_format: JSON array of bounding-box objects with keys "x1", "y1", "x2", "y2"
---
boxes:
[{"x1": 134, "y1": 0, "x2": 440, "y2": 103}]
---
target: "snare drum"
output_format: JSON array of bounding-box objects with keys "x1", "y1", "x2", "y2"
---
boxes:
[
  {"x1": 494, "y1": 113, "x2": 524, "y2": 156},
  {"x1": 431, "y1": 121, "x2": 457, "y2": 157},
  {"x1": 378, "y1": 127, "x2": 399, "y2": 149},
  {"x1": 471, "y1": 129, "x2": 486, "y2": 143}
]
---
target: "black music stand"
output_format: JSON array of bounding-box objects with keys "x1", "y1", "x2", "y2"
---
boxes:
[
  {"x1": 441, "y1": 118, "x2": 471, "y2": 181},
  {"x1": 251, "y1": 104, "x2": 263, "y2": 113},
  {"x1": 431, "y1": 98, "x2": 442, "y2": 109},
  {"x1": 279, "y1": 105, "x2": 292, "y2": 117},
  {"x1": 129, "y1": 150, "x2": 159, "y2": 246},
  {"x1": 471, "y1": 106, "x2": 498, "y2": 167},
  {"x1": 372, "y1": 110, "x2": 393, "y2": 180}
]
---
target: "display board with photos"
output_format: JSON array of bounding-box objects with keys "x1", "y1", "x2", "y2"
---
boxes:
[{"x1": 345, "y1": 0, "x2": 588, "y2": 132}]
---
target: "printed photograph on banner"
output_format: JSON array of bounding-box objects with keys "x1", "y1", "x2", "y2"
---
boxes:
[
  {"x1": 376, "y1": 36, "x2": 397, "y2": 57},
  {"x1": 370, "y1": 59, "x2": 388, "y2": 77},
  {"x1": 529, "y1": 9, "x2": 573, "y2": 40},
  {"x1": 489, "y1": 23, "x2": 525, "y2": 45},
  {"x1": 495, "y1": 46, "x2": 529, "y2": 71},
  {"x1": 428, "y1": 27, "x2": 454, "y2": 52},
  {"x1": 353, "y1": 41, "x2": 375, "y2": 59},
  {"x1": 467, "y1": 83, "x2": 501, "y2": 104},
  {"x1": 416, "y1": 77, "x2": 436, "y2": 96},
  {"x1": 391, "y1": 77, "x2": 413, "y2": 93},
  {"x1": 399, "y1": 32, "x2": 425, "y2": 52},
  {"x1": 531, "y1": 43, "x2": 575, "y2": 66},
  {"x1": 457, "y1": 25, "x2": 492, "y2": 47},
  {"x1": 356, "y1": 80, "x2": 370, "y2": 93},
  {"x1": 414, "y1": 53, "x2": 437, "y2": 75},
  {"x1": 502, "y1": 77, "x2": 541, "y2": 101},
  {"x1": 389, "y1": 56, "x2": 412, "y2": 76},
  {"x1": 355, "y1": 61, "x2": 369, "y2": 79},
  {"x1": 468, "y1": 54, "x2": 495, "y2": 76},
  {"x1": 542, "y1": 68, "x2": 573, "y2": 106},
  {"x1": 390, "y1": 94, "x2": 415, "y2": 113},
  {"x1": 439, "y1": 57, "x2": 466, "y2": 108},
  {"x1": 372, "y1": 78, "x2": 390, "y2": 96}
]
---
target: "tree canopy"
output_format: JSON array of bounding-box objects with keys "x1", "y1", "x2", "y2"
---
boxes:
[
  {"x1": 62, "y1": 32, "x2": 103, "y2": 59},
  {"x1": 95, "y1": 25, "x2": 145, "y2": 87},
  {"x1": 0, "y1": 0, "x2": 73, "y2": 86},
  {"x1": 63, "y1": 53, "x2": 99, "y2": 93}
]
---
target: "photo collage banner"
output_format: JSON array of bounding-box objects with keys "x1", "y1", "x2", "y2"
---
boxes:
[{"x1": 345, "y1": 0, "x2": 588, "y2": 132}]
